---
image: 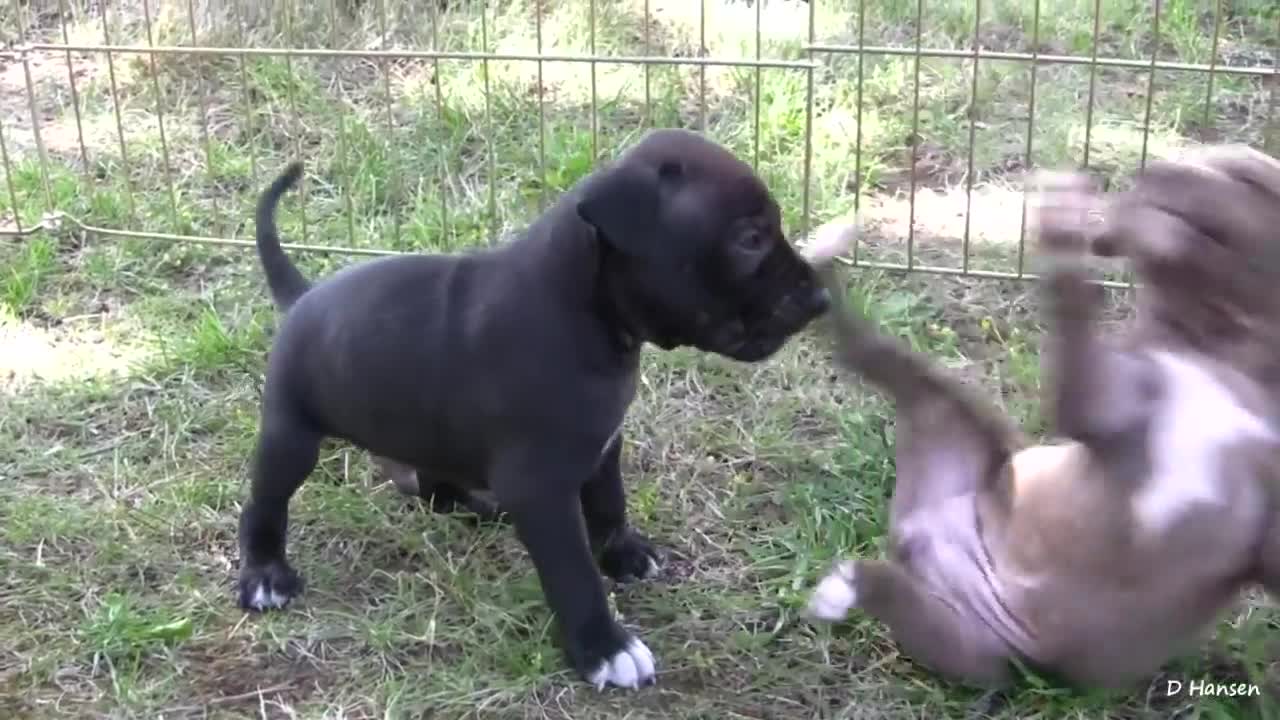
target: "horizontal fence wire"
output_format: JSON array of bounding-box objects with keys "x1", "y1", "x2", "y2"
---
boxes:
[
  {"x1": 6, "y1": 43, "x2": 823, "y2": 68},
  {"x1": 1, "y1": 0, "x2": 1277, "y2": 292}
]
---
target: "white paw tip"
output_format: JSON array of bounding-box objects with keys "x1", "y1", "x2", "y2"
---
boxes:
[
  {"x1": 644, "y1": 556, "x2": 661, "y2": 578},
  {"x1": 806, "y1": 567, "x2": 858, "y2": 621},
  {"x1": 248, "y1": 583, "x2": 291, "y2": 611},
  {"x1": 802, "y1": 218, "x2": 859, "y2": 264},
  {"x1": 587, "y1": 637, "x2": 657, "y2": 690}
]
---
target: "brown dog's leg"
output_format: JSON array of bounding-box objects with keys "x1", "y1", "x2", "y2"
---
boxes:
[
  {"x1": 813, "y1": 261, "x2": 1025, "y2": 520},
  {"x1": 1260, "y1": 476, "x2": 1280, "y2": 597},
  {"x1": 1041, "y1": 263, "x2": 1157, "y2": 443},
  {"x1": 1033, "y1": 174, "x2": 1159, "y2": 444},
  {"x1": 1261, "y1": 521, "x2": 1280, "y2": 597},
  {"x1": 810, "y1": 559, "x2": 1013, "y2": 686}
]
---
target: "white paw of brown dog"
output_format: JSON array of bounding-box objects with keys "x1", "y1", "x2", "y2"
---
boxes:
[
  {"x1": 806, "y1": 560, "x2": 859, "y2": 621},
  {"x1": 587, "y1": 637, "x2": 657, "y2": 690},
  {"x1": 800, "y1": 217, "x2": 860, "y2": 266}
]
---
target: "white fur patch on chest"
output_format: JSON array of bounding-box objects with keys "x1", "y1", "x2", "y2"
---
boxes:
[
  {"x1": 600, "y1": 421, "x2": 624, "y2": 460},
  {"x1": 1134, "y1": 351, "x2": 1276, "y2": 533}
]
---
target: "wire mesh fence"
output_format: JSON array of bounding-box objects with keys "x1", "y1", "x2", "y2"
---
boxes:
[{"x1": 0, "y1": 0, "x2": 1276, "y2": 289}]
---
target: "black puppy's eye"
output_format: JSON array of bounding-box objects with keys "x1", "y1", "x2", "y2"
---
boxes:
[{"x1": 737, "y1": 230, "x2": 768, "y2": 252}]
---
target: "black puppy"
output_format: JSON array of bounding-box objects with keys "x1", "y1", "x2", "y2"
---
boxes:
[{"x1": 238, "y1": 128, "x2": 830, "y2": 690}]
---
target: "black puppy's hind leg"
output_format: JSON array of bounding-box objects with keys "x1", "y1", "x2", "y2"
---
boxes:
[
  {"x1": 422, "y1": 480, "x2": 505, "y2": 524},
  {"x1": 807, "y1": 559, "x2": 1013, "y2": 687},
  {"x1": 582, "y1": 431, "x2": 660, "y2": 583},
  {"x1": 237, "y1": 408, "x2": 321, "y2": 612}
]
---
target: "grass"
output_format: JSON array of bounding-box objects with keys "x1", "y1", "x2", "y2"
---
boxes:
[{"x1": 1, "y1": 0, "x2": 1277, "y2": 717}]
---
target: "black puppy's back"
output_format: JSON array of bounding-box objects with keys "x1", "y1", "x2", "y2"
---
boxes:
[{"x1": 252, "y1": 163, "x2": 634, "y2": 483}]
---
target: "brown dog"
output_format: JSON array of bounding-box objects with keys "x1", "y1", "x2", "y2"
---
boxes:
[{"x1": 802, "y1": 145, "x2": 1280, "y2": 690}]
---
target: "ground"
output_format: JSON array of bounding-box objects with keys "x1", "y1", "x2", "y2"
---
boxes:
[{"x1": 1, "y1": 0, "x2": 1278, "y2": 718}]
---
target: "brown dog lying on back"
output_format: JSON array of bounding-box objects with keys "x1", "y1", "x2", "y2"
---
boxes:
[{"x1": 803, "y1": 145, "x2": 1280, "y2": 690}]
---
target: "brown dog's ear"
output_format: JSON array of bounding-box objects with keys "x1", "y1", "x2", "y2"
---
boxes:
[{"x1": 576, "y1": 159, "x2": 683, "y2": 258}]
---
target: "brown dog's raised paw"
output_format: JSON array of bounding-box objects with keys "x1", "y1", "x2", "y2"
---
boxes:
[
  {"x1": 801, "y1": 217, "x2": 859, "y2": 267},
  {"x1": 1028, "y1": 171, "x2": 1106, "y2": 258}
]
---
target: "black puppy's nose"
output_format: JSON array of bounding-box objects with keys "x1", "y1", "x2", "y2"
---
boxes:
[{"x1": 808, "y1": 286, "x2": 831, "y2": 315}]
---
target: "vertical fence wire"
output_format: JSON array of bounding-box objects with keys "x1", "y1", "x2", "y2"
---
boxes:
[
  {"x1": 55, "y1": 0, "x2": 91, "y2": 177},
  {"x1": 1131, "y1": 0, "x2": 1165, "y2": 293},
  {"x1": 961, "y1": 0, "x2": 983, "y2": 273},
  {"x1": 481, "y1": 4, "x2": 496, "y2": 245},
  {"x1": 906, "y1": 0, "x2": 925, "y2": 269},
  {"x1": 13, "y1": 0, "x2": 53, "y2": 212},
  {"x1": 1016, "y1": 0, "x2": 1043, "y2": 278},
  {"x1": 187, "y1": 0, "x2": 220, "y2": 229},
  {"x1": 1202, "y1": 0, "x2": 1224, "y2": 129},
  {"x1": 378, "y1": 0, "x2": 402, "y2": 249},
  {"x1": 852, "y1": 0, "x2": 866, "y2": 265},
  {"x1": 235, "y1": 0, "x2": 258, "y2": 184},
  {"x1": 589, "y1": 0, "x2": 599, "y2": 161},
  {"x1": 1269, "y1": 14, "x2": 1279, "y2": 155},
  {"x1": 99, "y1": 0, "x2": 137, "y2": 223},
  {"x1": 643, "y1": 0, "x2": 651, "y2": 127},
  {"x1": 0, "y1": 0, "x2": 18, "y2": 230},
  {"x1": 140, "y1": 0, "x2": 181, "y2": 228},
  {"x1": 430, "y1": 2, "x2": 449, "y2": 243},
  {"x1": 1081, "y1": 0, "x2": 1103, "y2": 168},
  {"x1": 698, "y1": 0, "x2": 707, "y2": 132},
  {"x1": 330, "y1": 0, "x2": 356, "y2": 248},
  {"x1": 535, "y1": 0, "x2": 547, "y2": 211},
  {"x1": 800, "y1": 0, "x2": 815, "y2": 241},
  {"x1": 283, "y1": 0, "x2": 309, "y2": 244},
  {"x1": 752, "y1": 0, "x2": 761, "y2": 170},
  {"x1": 0, "y1": 115, "x2": 22, "y2": 234},
  {"x1": 1137, "y1": 0, "x2": 1163, "y2": 172}
]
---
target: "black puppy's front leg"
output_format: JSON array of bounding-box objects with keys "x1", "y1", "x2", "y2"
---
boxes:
[
  {"x1": 494, "y1": 448, "x2": 657, "y2": 690},
  {"x1": 582, "y1": 431, "x2": 660, "y2": 583}
]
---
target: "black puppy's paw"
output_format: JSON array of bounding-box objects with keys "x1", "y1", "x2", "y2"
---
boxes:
[
  {"x1": 237, "y1": 561, "x2": 303, "y2": 612},
  {"x1": 586, "y1": 635, "x2": 658, "y2": 691},
  {"x1": 455, "y1": 492, "x2": 509, "y2": 525},
  {"x1": 570, "y1": 613, "x2": 658, "y2": 691},
  {"x1": 600, "y1": 528, "x2": 661, "y2": 583}
]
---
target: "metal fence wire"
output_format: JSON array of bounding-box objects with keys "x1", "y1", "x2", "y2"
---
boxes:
[{"x1": 1, "y1": 0, "x2": 1277, "y2": 289}]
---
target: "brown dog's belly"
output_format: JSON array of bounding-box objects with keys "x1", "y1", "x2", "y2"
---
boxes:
[
  {"x1": 981, "y1": 441, "x2": 1263, "y2": 688},
  {"x1": 905, "y1": 443, "x2": 1127, "y2": 668},
  {"x1": 897, "y1": 495, "x2": 1042, "y2": 661}
]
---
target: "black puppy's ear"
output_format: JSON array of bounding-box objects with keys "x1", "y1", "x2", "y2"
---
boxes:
[{"x1": 577, "y1": 160, "x2": 683, "y2": 257}]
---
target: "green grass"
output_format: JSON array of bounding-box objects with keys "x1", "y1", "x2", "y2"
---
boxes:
[{"x1": 1, "y1": 0, "x2": 1277, "y2": 717}]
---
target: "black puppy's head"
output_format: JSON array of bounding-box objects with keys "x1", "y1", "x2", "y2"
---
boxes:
[{"x1": 575, "y1": 128, "x2": 829, "y2": 362}]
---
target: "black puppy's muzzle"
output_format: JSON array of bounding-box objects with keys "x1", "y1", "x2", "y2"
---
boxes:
[
  {"x1": 716, "y1": 276, "x2": 831, "y2": 362},
  {"x1": 805, "y1": 286, "x2": 832, "y2": 316},
  {"x1": 770, "y1": 283, "x2": 830, "y2": 330}
]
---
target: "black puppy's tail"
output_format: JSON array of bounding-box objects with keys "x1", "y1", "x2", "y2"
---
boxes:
[{"x1": 255, "y1": 161, "x2": 311, "y2": 310}]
